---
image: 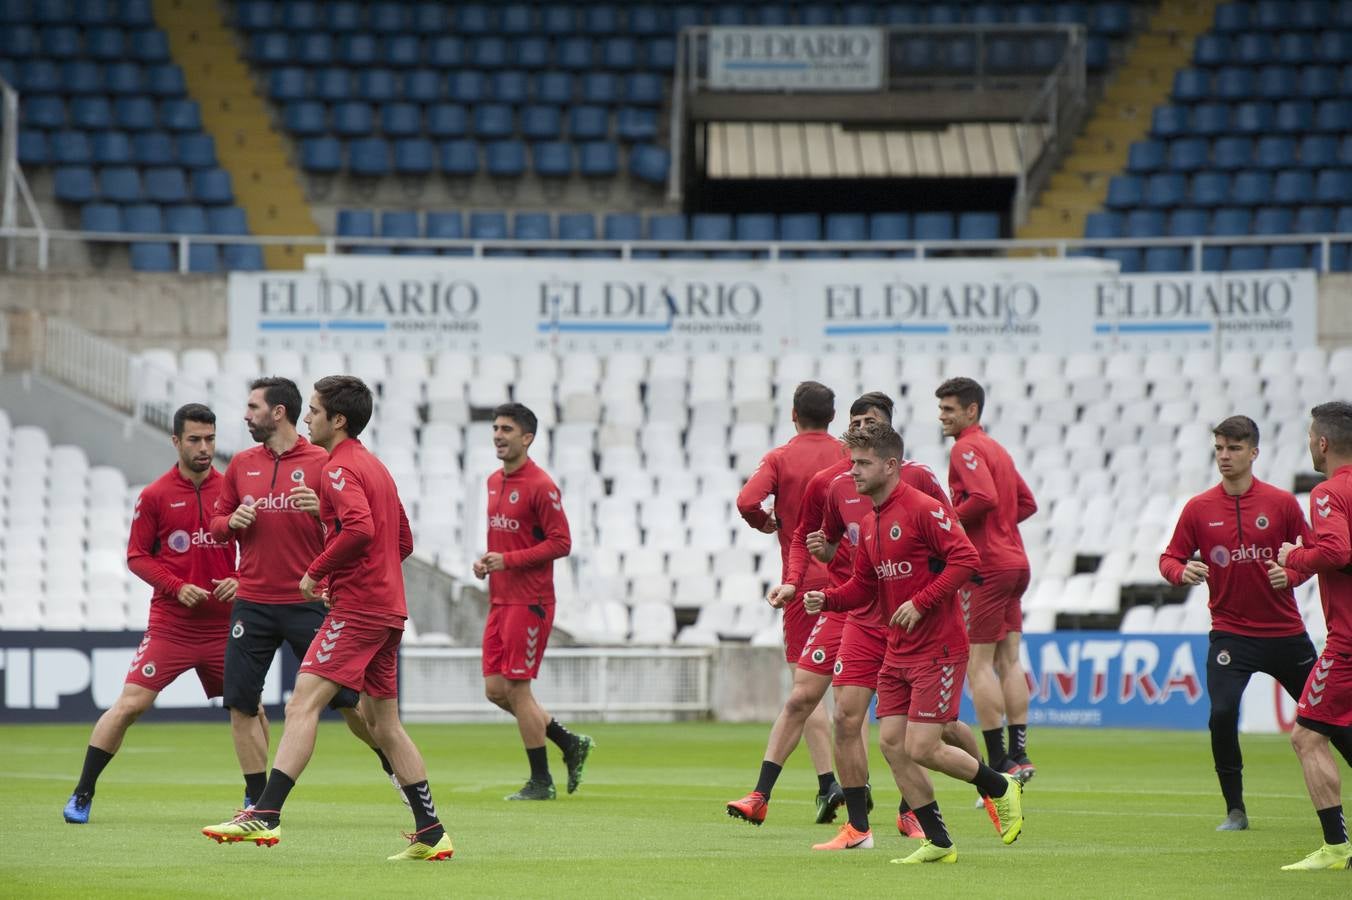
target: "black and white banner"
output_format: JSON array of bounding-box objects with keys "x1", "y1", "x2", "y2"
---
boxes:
[{"x1": 706, "y1": 27, "x2": 887, "y2": 91}]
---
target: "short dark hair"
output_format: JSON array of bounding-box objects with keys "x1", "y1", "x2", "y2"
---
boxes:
[
  {"x1": 173, "y1": 402, "x2": 215, "y2": 437},
  {"x1": 792, "y1": 381, "x2": 835, "y2": 430},
  {"x1": 1311, "y1": 401, "x2": 1352, "y2": 455},
  {"x1": 849, "y1": 391, "x2": 894, "y2": 423},
  {"x1": 935, "y1": 376, "x2": 985, "y2": 418},
  {"x1": 1212, "y1": 415, "x2": 1259, "y2": 446},
  {"x1": 493, "y1": 402, "x2": 538, "y2": 437},
  {"x1": 313, "y1": 375, "x2": 373, "y2": 438},
  {"x1": 843, "y1": 421, "x2": 904, "y2": 462},
  {"x1": 250, "y1": 376, "x2": 303, "y2": 425}
]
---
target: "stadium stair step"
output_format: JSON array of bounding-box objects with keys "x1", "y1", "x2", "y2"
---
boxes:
[
  {"x1": 153, "y1": 0, "x2": 321, "y2": 269},
  {"x1": 1016, "y1": 0, "x2": 1221, "y2": 242}
]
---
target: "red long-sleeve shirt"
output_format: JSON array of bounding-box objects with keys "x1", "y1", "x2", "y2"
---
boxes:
[
  {"x1": 946, "y1": 424, "x2": 1035, "y2": 574},
  {"x1": 209, "y1": 437, "x2": 328, "y2": 604},
  {"x1": 127, "y1": 466, "x2": 237, "y2": 636},
  {"x1": 485, "y1": 457, "x2": 572, "y2": 605},
  {"x1": 306, "y1": 438, "x2": 413, "y2": 628},
  {"x1": 822, "y1": 480, "x2": 980, "y2": 665},
  {"x1": 737, "y1": 431, "x2": 844, "y2": 591},
  {"x1": 1159, "y1": 478, "x2": 1311, "y2": 638},
  {"x1": 1284, "y1": 464, "x2": 1352, "y2": 655}
]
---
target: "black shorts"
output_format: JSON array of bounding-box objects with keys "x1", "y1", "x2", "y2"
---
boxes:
[{"x1": 223, "y1": 598, "x2": 360, "y2": 713}]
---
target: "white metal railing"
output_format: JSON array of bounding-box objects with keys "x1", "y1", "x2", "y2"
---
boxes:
[
  {"x1": 1, "y1": 75, "x2": 46, "y2": 271},
  {"x1": 3, "y1": 225, "x2": 1352, "y2": 273}
]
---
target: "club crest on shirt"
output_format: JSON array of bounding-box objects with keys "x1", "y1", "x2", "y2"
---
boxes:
[
  {"x1": 833, "y1": 659, "x2": 844, "y2": 675},
  {"x1": 811, "y1": 648, "x2": 827, "y2": 665},
  {"x1": 141, "y1": 662, "x2": 156, "y2": 677},
  {"x1": 232, "y1": 621, "x2": 244, "y2": 639},
  {"x1": 1217, "y1": 650, "x2": 1231, "y2": 666},
  {"x1": 291, "y1": 469, "x2": 306, "y2": 483},
  {"x1": 509, "y1": 490, "x2": 520, "y2": 504},
  {"x1": 1255, "y1": 514, "x2": 1269, "y2": 530},
  {"x1": 889, "y1": 522, "x2": 902, "y2": 541}
]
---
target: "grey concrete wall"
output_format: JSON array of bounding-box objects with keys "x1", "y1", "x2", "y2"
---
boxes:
[{"x1": 1319, "y1": 273, "x2": 1352, "y2": 347}]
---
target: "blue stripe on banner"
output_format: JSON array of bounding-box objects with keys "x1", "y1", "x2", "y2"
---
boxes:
[
  {"x1": 823, "y1": 323, "x2": 951, "y2": 336},
  {"x1": 722, "y1": 62, "x2": 812, "y2": 70},
  {"x1": 259, "y1": 320, "x2": 323, "y2": 330},
  {"x1": 327, "y1": 320, "x2": 387, "y2": 331},
  {"x1": 1093, "y1": 322, "x2": 1213, "y2": 334},
  {"x1": 536, "y1": 322, "x2": 673, "y2": 333}
]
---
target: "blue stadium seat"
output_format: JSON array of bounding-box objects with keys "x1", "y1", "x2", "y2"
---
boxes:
[
  {"x1": 123, "y1": 203, "x2": 164, "y2": 233},
  {"x1": 1151, "y1": 106, "x2": 1189, "y2": 138},
  {"x1": 296, "y1": 33, "x2": 332, "y2": 67},
  {"x1": 336, "y1": 209, "x2": 374, "y2": 239},
  {"x1": 61, "y1": 61, "x2": 102, "y2": 95},
  {"x1": 165, "y1": 204, "x2": 208, "y2": 234},
  {"x1": 130, "y1": 243, "x2": 174, "y2": 271},
  {"x1": 22, "y1": 96, "x2": 65, "y2": 130},
  {"x1": 1212, "y1": 136, "x2": 1252, "y2": 170},
  {"x1": 1233, "y1": 102, "x2": 1275, "y2": 134},
  {"x1": 1144, "y1": 247, "x2": 1188, "y2": 272},
  {"x1": 384, "y1": 35, "x2": 421, "y2": 68},
  {"x1": 357, "y1": 69, "x2": 398, "y2": 104},
  {"x1": 602, "y1": 212, "x2": 641, "y2": 241},
  {"x1": 456, "y1": 3, "x2": 494, "y2": 35},
  {"x1": 380, "y1": 103, "x2": 421, "y2": 137},
  {"x1": 1212, "y1": 207, "x2": 1252, "y2": 236},
  {"x1": 501, "y1": 37, "x2": 546, "y2": 70},
  {"x1": 1316, "y1": 98, "x2": 1352, "y2": 131},
  {"x1": 643, "y1": 38, "x2": 676, "y2": 71},
  {"x1": 281, "y1": 1, "x2": 321, "y2": 32},
  {"x1": 1337, "y1": 207, "x2": 1352, "y2": 233},
  {"x1": 251, "y1": 31, "x2": 290, "y2": 64},
  {"x1": 92, "y1": 130, "x2": 133, "y2": 165},
  {"x1": 1215, "y1": 67, "x2": 1256, "y2": 101},
  {"x1": 427, "y1": 36, "x2": 466, "y2": 69},
  {"x1": 1255, "y1": 65, "x2": 1298, "y2": 101},
  {"x1": 208, "y1": 206, "x2": 248, "y2": 234},
  {"x1": 20, "y1": 59, "x2": 60, "y2": 94},
  {"x1": 1105, "y1": 175, "x2": 1144, "y2": 208},
  {"x1": 1268, "y1": 245, "x2": 1310, "y2": 269},
  {"x1": 1192, "y1": 103, "x2": 1231, "y2": 136},
  {"x1": 1144, "y1": 173, "x2": 1187, "y2": 207},
  {"x1": 1167, "y1": 138, "x2": 1210, "y2": 172},
  {"x1": 1167, "y1": 208, "x2": 1208, "y2": 236},
  {"x1": 1342, "y1": 134, "x2": 1352, "y2": 166},
  {"x1": 500, "y1": 3, "x2": 532, "y2": 35},
  {"x1": 471, "y1": 37, "x2": 509, "y2": 69},
  {"x1": 332, "y1": 101, "x2": 373, "y2": 137},
  {"x1": 490, "y1": 71, "x2": 529, "y2": 105},
  {"x1": 111, "y1": 96, "x2": 158, "y2": 131},
  {"x1": 1235, "y1": 34, "x2": 1275, "y2": 66},
  {"x1": 647, "y1": 213, "x2": 687, "y2": 243},
  {"x1": 1193, "y1": 34, "x2": 1231, "y2": 67},
  {"x1": 1317, "y1": 31, "x2": 1352, "y2": 63},
  {"x1": 616, "y1": 107, "x2": 657, "y2": 142},
  {"x1": 469, "y1": 211, "x2": 508, "y2": 239},
  {"x1": 425, "y1": 104, "x2": 468, "y2": 139},
  {"x1": 313, "y1": 68, "x2": 351, "y2": 102},
  {"x1": 581, "y1": 72, "x2": 620, "y2": 105},
  {"x1": 104, "y1": 61, "x2": 144, "y2": 96},
  {"x1": 558, "y1": 212, "x2": 596, "y2": 241},
  {"x1": 192, "y1": 168, "x2": 233, "y2": 204},
  {"x1": 133, "y1": 131, "x2": 174, "y2": 166},
  {"x1": 629, "y1": 144, "x2": 669, "y2": 185},
  {"x1": 268, "y1": 67, "x2": 307, "y2": 102},
  {"x1": 237, "y1": 1, "x2": 274, "y2": 31},
  {"x1": 557, "y1": 37, "x2": 594, "y2": 71},
  {"x1": 1127, "y1": 140, "x2": 1165, "y2": 173},
  {"x1": 513, "y1": 212, "x2": 551, "y2": 241},
  {"x1": 562, "y1": 106, "x2": 606, "y2": 141},
  {"x1": 1253, "y1": 136, "x2": 1296, "y2": 170},
  {"x1": 1315, "y1": 169, "x2": 1352, "y2": 204},
  {"x1": 394, "y1": 138, "x2": 435, "y2": 175},
  {"x1": 50, "y1": 130, "x2": 92, "y2": 165},
  {"x1": 485, "y1": 140, "x2": 526, "y2": 177},
  {"x1": 578, "y1": 141, "x2": 618, "y2": 177},
  {"x1": 584, "y1": 4, "x2": 621, "y2": 34},
  {"x1": 368, "y1": 2, "x2": 407, "y2": 32},
  {"x1": 380, "y1": 211, "x2": 419, "y2": 244},
  {"x1": 626, "y1": 73, "x2": 664, "y2": 107},
  {"x1": 411, "y1": 1, "x2": 449, "y2": 33},
  {"x1": 1295, "y1": 205, "x2": 1334, "y2": 233},
  {"x1": 474, "y1": 104, "x2": 515, "y2": 139},
  {"x1": 1172, "y1": 68, "x2": 1209, "y2": 103},
  {"x1": 1300, "y1": 65, "x2": 1339, "y2": 99},
  {"x1": 1299, "y1": 134, "x2": 1339, "y2": 169},
  {"x1": 425, "y1": 211, "x2": 464, "y2": 245},
  {"x1": 160, "y1": 99, "x2": 200, "y2": 132},
  {"x1": 100, "y1": 166, "x2": 142, "y2": 202},
  {"x1": 536, "y1": 72, "x2": 575, "y2": 106},
  {"x1": 347, "y1": 138, "x2": 390, "y2": 177},
  {"x1": 780, "y1": 213, "x2": 823, "y2": 241},
  {"x1": 1102, "y1": 247, "x2": 1142, "y2": 273},
  {"x1": 337, "y1": 34, "x2": 377, "y2": 67},
  {"x1": 1274, "y1": 170, "x2": 1316, "y2": 205},
  {"x1": 532, "y1": 141, "x2": 573, "y2": 177},
  {"x1": 1125, "y1": 209, "x2": 1167, "y2": 237},
  {"x1": 1, "y1": 24, "x2": 36, "y2": 58},
  {"x1": 690, "y1": 214, "x2": 732, "y2": 243},
  {"x1": 957, "y1": 212, "x2": 1000, "y2": 240},
  {"x1": 521, "y1": 105, "x2": 562, "y2": 140},
  {"x1": 601, "y1": 37, "x2": 638, "y2": 70},
  {"x1": 1254, "y1": 206, "x2": 1294, "y2": 235},
  {"x1": 1084, "y1": 211, "x2": 1122, "y2": 239},
  {"x1": 1231, "y1": 170, "x2": 1272, "y2": 206},
  {"x1": 144, "y1": 166, "x2": 187, "y2": 203},
  {"x1": 630, "y1": 5, "x2": 665, "y2": 36},
  {"x1": 734, "y1": 213, "x2": 776, "y2": 242},
  {"x1": 1227, "y1": 246, "x2": 1268, "y2": 270},
  {"x1": 17, "y1": 130, "x2": 47, "y2": 166},
  {"x1": 283, "y1": 101, "x2": 326, "y2": 135},
  {"x1": 80, "y1": 202, "x2": 122, "y2": 233},
  {"x1": 448, "y1": 71, "x2": 486, "y2": 105},
  {"x1": 439, "y1": 140, "x2": 478, "y2": 176},
  {"x1": 403, "y1": 69, "x2": 441, "y2": 104},
  {"x1": 1277, "y1": 100, "x2": 1315, "y2": 131},
  {"x1": 40, "y1": 26, "x2": 81, "y2": 60}
]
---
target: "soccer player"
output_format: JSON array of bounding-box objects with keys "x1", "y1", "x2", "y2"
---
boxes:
[
  {"x1": 793, "y1": 394, "x2": 986, "y2": 849},
  {"x1": 936, "y1": 377, "x2": 1038, "y2": 782},
  {"x1": 211, "y1": 377, "x2": 402, "y2": 808},
  {"x1": 475, "y1": 402, "x2": 592, "y2": 801},
  {"x1": 728, "y1": 381, "x2": 847, "y2": 825},
  {"x1": 803, "y1": 423, "x2": 1024, "y2": 864},
  {"x1": 1160, "y1": 415, "x2": 1352, "y2": 832},
  {"x1": 1275, "y1": 402, "x2": 1352, "y2": 871},
  {"x1": 64, "y1": 404, "x2": 240, "y2": 824},
  {"x1": 203, "y1": 376, "x2": 452, "y2": 861}
]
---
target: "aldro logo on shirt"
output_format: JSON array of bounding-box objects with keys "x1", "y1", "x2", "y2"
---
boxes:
[
  {"x1": 166, "y1": 528, "x2": 222, "y2": 553},
  {"x1": 874, "y1": 559, "x2": 914, "y2": 579},
  {"x1": 240, "y1": 491, "x2": 307, "y2": 511},
  {"x1": 1208, "y1": 543, "x2": 1275, "y2": 568},
  {"x1": 490, "y1": 513, "x2": 521, "y2": 531}
]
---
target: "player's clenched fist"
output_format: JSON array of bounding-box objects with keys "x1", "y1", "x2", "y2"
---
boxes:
[
  {"x1": 228, "y1": 502, "x2": 257, "y2": 530},
  {"x1": 177, "y1": 583, "x2": 209, "y2": 608},
  {"x1": 802, "y1": 590, "x2": 826, "y2": 615},
  {"x1": 288, "y1": 485, "x2": 320, "y2": 516},
  {"x1": 766, "y1": 584, "x2": 796, "y2": 609},
  {"x1": 1180, "y1": 559, "x2": 1209, "y2": 585},
  {"x1": 805, "y1": 529, "x2": 831, "y2": 562}
]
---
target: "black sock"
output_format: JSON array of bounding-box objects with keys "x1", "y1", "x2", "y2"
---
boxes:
[
  {"x1": 983, "y1": 728, "x2": 1007, "y2": 766},
  {"x1": 545, "y1": 718, "x2": 577, "y2": 753},
  {"x1": 243, "y1": 772, "x2": 267, "y2": 804},
  {"x1": 754, "y1": 760, "x2": 783, "y2": 799},
  {"x1": 843, "y1": 786, "x2": 870, "y2": 832},
  {"x1": 898, "y1": 798, "x2": 911, "y2": 816},
  {"x1": 1008, "y1": 723, "x2": 1027, "y2": 758},
  {"x1": 1218, "y1": 772, "x2": 1245, "y2": 814},
  {"x1": 1317, "y1": 805, "x2": 1347, "y2": 845},
  {"x1": 526, "y1": 745, "x2": 551, "y2": 783},
  {"x1": 912, "y1": 800, "x2": 953, "y2": 848},
  {"x1": 401, "y1": 780, "x2": 445, "y2": 844},
  {"x1": 253, "y1": 769, "x2": 295, "y2": 825},
  {"x1": 969, "y1": 761, "x2": 1009, "y2": 798},
  {"x1": 817, "y1": 771, "x2": 837, "y2": 794},
  {"x1": 75, "y1": 745, "x2": 114, "y2": 796},
  {"x1": 373, "y1": 747, "x2": 395, "y2": 778}
]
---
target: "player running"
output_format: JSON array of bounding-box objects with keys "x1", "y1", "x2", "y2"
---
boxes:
[
  {"x1": 804, "y1": 422, "x2": 1024, "y2": 864},
  {"x1": 64, "y1": 404, "x2": 241, "y2": 824},
  {"x1": 475, "y1": 402, "x2": 592, "y2": 801},
  {"x1": 728, "y1": 381, "x2": 847, "y2": 825},
  {"x1": 1276, "y1": 402, "x2": 1352, "y2": 871},
  {"x1": 937, "y1": 377, "x2": 1038, "y2": 783},
  {"x1": 1160, "y1": 415, "x2": 1352, "y2": 832},
  {"x1": 211, "y1": 377, "x2": 401, "y2": 808},
  {"x1": 203, "y1": 376, "x2": 453, "y2": 861}
]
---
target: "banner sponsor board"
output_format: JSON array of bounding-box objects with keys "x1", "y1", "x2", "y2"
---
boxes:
[
  {"x1": 228, "y1": 258, "x2": 1317, "y2": 355},
  {"x1": 707, "y1": 27, "x2": 886, "y2": 91}
]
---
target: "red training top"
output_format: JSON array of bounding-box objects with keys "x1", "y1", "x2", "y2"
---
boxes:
[
  {"x1": 1284, "y1": 464, "x2": 1352, "y2": 656},
  {"x1": 484, "y1": 457, "x2": 572, "y2": 605},
  {"x1": 306, "y1": 438, "x2": 413, "y2": 628},
  {"x1": 127, "y1": 465, "x2": 237, "y2": 636},
  {"x1": 822, "y1": 480, "x2": 980, "y2": 666},
  {"x1": 209, "y1": 436, "x2": 329, "y2": 604},
  {"x1": 1159, "y1": 477, "x2": 1311, "y2": 638},
  {"x1": 946, "y1": 424, "x2": 1036, "y2": 574},
  {"x1": 737, "y1": 431, "x2": 845, "y2": 591}
]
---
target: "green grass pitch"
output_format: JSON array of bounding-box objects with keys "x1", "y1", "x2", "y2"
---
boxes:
[{"x1": 2, "y1": 721, "x2": 1347, "y2": 898}]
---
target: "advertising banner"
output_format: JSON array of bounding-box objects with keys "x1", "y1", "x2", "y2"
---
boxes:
[
  {"x1": 228, "y1": 259, "x2": 1318, "y2": 356},
  {"x1": 707, "y1": 27, "x2": 886, "y2": 91}
]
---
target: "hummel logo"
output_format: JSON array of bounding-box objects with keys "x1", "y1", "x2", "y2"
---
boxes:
[
  {"x1": 962, "y1": 451, "x2": 975, "y2": 461},
  {"x1": 330, "y1": 620, "x2": 346, "y2": 630},
  {"x1": 246, "y1": 470, "x2": 261, "y2": 477},
  {"x1": 320, "y1": 639, "x2": 337, "y2": 652},
  {"x1": 328, "y1": 468, "x2": 343, "y2": 479},
  {"x1": 170, "y1": 501, "x2": 186, "y2": 508},
  {"x1": 1208, "y1": 521, "x2": 1224, "y2": 527},
  {"x1": 966, "y1": 461, "x2": 978, "y2": 470},
  {"x1": 315, "y1": 651, "x2": 331, "y2": 663},
  {"x1": 845, "y1": 498, "x2": 862, "y2": 504},
  {"x1": 1309, "y1": 694, "x2": 1324, "y2": 706},
  {"x1": 1321, "y1": 657, "x2": 1334, "y2": 670},
  {"x1": 1316, "y1": 495, "x2": 1332, "y2": 517}
]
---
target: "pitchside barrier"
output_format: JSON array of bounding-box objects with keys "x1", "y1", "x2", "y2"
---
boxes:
[{"x1": 0, "y1": 630, "x2": 1298, "y2": 732}]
